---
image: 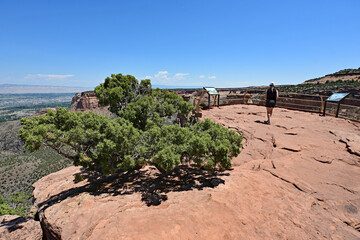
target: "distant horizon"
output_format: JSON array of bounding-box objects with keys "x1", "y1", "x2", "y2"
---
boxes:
[
  {"x1": 0, "y1": 83, "x2": 92, "y2": 88},
  {"x1": 0, "y1": 83, "x2": 208, "y2": 93},
  {"x1": 0, "y1": 84, "x2": 92, "y2": 94},
  {"x1": 0, "y1": 68, "x2": 351, "y2": 89},
  {"x1": 2, "y1": 64, "x2": 359, "y2": 93},
  {"x1": 0, "y1": 82, "x2": 297, "y2": 94}
]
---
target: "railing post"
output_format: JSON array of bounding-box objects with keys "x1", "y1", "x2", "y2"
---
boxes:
[
  {"x1": 244, "y1": 89, "x2": 248, "y2": 104},
  {"x1": 320, "y1": 96, "x2": 324, "y2": 113}
]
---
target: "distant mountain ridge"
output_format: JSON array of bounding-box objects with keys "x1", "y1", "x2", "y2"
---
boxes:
[
  {"x1": 0, "y1": 84, "x2": 92, "y2": 93},
  {"x1": 304, "y1": 67, "x2": 360, "y2": 84}
]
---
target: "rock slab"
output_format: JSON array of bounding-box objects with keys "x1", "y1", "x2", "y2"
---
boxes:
[{"x1": 31, "y1": 105, "x2": 360, "y2": 239}]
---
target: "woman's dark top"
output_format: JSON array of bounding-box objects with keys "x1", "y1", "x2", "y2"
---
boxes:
[{"x1": 266, "y1": 87, "x2": 277, "y2": 107}]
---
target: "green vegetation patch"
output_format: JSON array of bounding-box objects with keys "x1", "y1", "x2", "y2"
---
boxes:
[
  {"x1": 277, "y1": 80, "x2": 360, "y2": 96},
  {"x1": 0, "y1": 120, "x2": 72, "y2": 217},
  {"x1": 0, "y1": 192, "x2": 30, "y2": 217}
]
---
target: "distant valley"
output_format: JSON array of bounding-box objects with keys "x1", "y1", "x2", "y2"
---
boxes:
[{"x1": 0, "y1": 93, "x2": 75, "y2": 122}]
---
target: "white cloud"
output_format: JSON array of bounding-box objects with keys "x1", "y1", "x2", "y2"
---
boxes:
[
  {"x1": 173, "y1": 73, "x2": 189, "y2": 80},
  {"x1": 149, "y1": 71, "x2": 190, "y2": 85},
  {"x1": 25, "y1": 74, "x2": 74, "y2": 80},
  {"x1": 208, "y1": 76, "x2": 216, "y2": 79},
  {"x1": 154, "y1": 71, "x2": 169, "y2": 80},
  {"x1": 199, "y1": 75, "x2": 205, "y2": 79}
]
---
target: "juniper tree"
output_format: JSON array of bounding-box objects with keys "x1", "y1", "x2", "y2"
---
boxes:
[{"x1": 19, "y1": 74, "x2": 242, "y2": 174}]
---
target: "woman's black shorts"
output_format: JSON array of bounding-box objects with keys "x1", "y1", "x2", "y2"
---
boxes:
[{"x1": 266, "y1": 100, "x2": 276, "y2": 108}]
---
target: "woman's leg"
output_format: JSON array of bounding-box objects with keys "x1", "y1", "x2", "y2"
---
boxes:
[{"x1": 266, "y1": 107, "x2": 271, "y2": 123}]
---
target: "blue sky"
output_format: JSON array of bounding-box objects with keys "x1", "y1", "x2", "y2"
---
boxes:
[{"x1": 1, "y1": 0, "x2": 360, "y2": 88}]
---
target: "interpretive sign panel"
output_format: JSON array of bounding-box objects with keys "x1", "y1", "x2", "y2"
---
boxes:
[
  {"x1": 323, "y1": 92, "x2": 349, "y2": 117},
  {"x1": 204, "y1": 87, "x2": 219, "y2": 95},
  {"x1": 204, "y1": 87, "x2": 220, "y2": 108},
  {"x1": 326, "y1": 93, "x2": 349, "y2": 102}
]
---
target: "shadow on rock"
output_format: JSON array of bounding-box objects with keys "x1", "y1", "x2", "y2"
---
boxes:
[
  {"x1": 0, "y1": 216, "x2": 26, "y2": 233},
  {"x1": 38, "y1": 165, "x2": 229, "y2": 209},
  {"x1": 255, "y1": 120, "x2": 268, "y2": 125}
]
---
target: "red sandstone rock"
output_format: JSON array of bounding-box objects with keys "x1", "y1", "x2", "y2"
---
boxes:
[
  {"x1": 0, "y1": 215, "x2": 42, "y2": 240},
  {"x1": 31, "y1": 105, "x2": 360, "y2": 239},
  {"x1": 68, "y1": 92, "x2": 113, "y2": 116}
]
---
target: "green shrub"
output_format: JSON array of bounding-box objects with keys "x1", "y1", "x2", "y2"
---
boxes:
[
  {"x1": 19, "y1": 74, "x2": 242, "y2": 175},
  {"x1": 0, "y1": 192, "x2": 30, "y2": 217}
]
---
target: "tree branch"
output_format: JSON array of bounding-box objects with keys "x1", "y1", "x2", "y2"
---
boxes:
[{"x1": 43, "y1": 142, "x2": 79, "y2": 162}]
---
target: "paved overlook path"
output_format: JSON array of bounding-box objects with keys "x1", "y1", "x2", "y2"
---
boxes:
[{"x1": 3, "y1": 105, "x2": 359, "y2": 240}]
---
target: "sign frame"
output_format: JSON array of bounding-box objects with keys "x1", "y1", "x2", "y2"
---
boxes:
[
  {"x1": 323, "y1": 93, "x2": 350, "y2": 117},
  {"x1": 203, "y1": 87, "x2": 220, "y2": 108}
]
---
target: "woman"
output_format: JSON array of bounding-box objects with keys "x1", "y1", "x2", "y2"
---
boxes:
[{"x1": 264, "y1": 82, "x2": 279, "y2": 125}]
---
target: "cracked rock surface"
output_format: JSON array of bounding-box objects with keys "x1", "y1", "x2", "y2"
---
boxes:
[
  {"x1": 26, "y1": 105, "x2": 360, "y2": 239},
  {"x1": 203, "y1": 105, "x2": 360, "y2": 239}
]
